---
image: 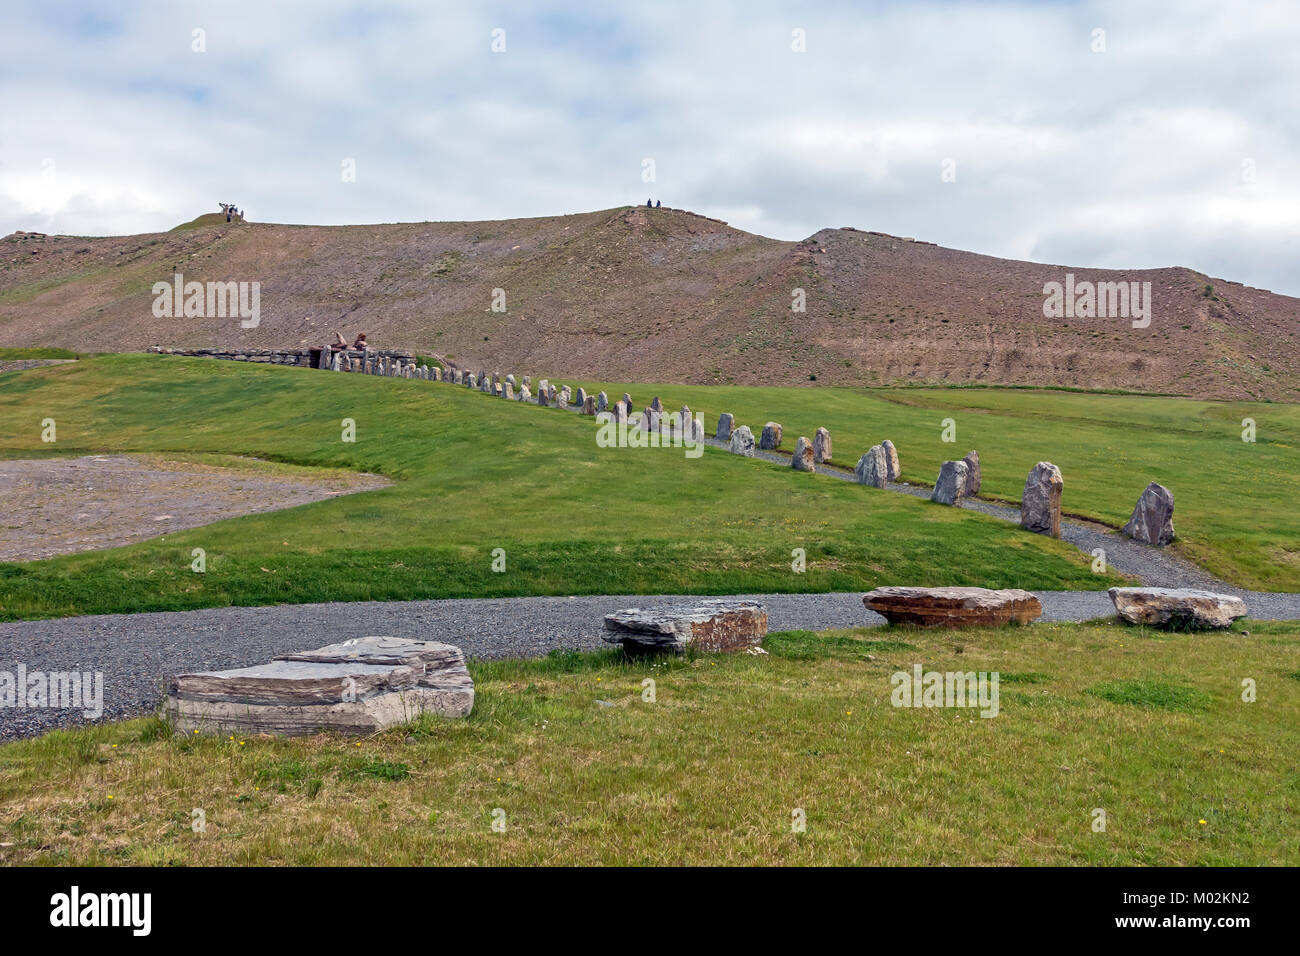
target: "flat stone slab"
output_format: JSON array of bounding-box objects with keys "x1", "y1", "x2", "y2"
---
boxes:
[
  {"x1": 1109, "y1": 587, "x2": 1246, "y2": 629},
  {"x1": 165, "y1": 636, "x2": 473, "y2": 735},
  {"x1": 603, "y1": 600, "x2": 767, "y2": 653},
  {"x1": 863, "y1": 587, "x2": 1043, "y2": 628}
]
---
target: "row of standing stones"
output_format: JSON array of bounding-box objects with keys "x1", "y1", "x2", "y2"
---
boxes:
[{"x1": 166, "y1": 583, "x2": 1248, "y2": 738}]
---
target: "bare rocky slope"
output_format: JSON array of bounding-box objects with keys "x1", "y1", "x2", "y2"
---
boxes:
[{"x1": 3, "y1": 206, "x2": 1297, "y2": 399}]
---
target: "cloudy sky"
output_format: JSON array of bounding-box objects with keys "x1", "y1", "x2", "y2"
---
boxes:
[{"x1": 3, "y1": 0, "x2": 1297, "y2": 295}]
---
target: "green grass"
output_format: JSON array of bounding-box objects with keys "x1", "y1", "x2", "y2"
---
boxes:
[
  {"x1": 1, "y1": 620, "x2": 1295, "y2": 865},
  {"x1": 0, "y1": 347, "x2": 79, "y2": 360},
  {"x1": 567, "y1": 378, "x2": 1300, "y2": 590},
  {"x1": 0, "y1": 355, "x2": 1123, "y2": 620}
]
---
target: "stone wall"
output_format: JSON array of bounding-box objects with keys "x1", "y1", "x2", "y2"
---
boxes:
[{"x1": 150, "y1": 346, "x2": 417, "y2": 370}]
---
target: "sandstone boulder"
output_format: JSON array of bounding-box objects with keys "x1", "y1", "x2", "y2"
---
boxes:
[
  {"x1": 1108, "y1": 587, "x2": 1245, "y2": 629},
  {"x1": 813, "y1": 427, "x2": 832, "y2": 463},
  {"x1": 962, "y1": 450, "x2": 981, "y2": 496},
  {"x1": 165, "y1": 636, "x2": 474, "y2": 735},
  {"x1": 791, "y1": 436, "x2": 816, "y2": 472},
  {"x1": 603, "y1": 600, "x2": 767, "y2": 654},
  {"x1": 716, "y1": 412, "x2": 734, "y2": 442},
  {"x1": 1021, "y1": 462, "x2": 1063, "y2": 537},
  {"x1": 1121, "y1": 482, "x2": 1175, "y2": 546},
  {"x1": 760, "y1": 422, "x2": 783, "y2": 450},
  {"x1": 729, "y1": 425, "x2": 756, "y2": 456},
  {"x1": 882, "y1": 440, "x2": 901, "y2": 480},
  {"x1": 931, "y1": 460, "x2": 968, "y2": 506},
  {"x1": 863, "y1": 587, "x2": 1043, "y2": 627},
  {"x1": 855, "y1": 445, "x2": 888, "y2": 487}
]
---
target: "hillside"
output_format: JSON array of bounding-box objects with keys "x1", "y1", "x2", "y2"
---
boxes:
[{"x1": 2, "y1": 207, "x2": 1297, "y2": 399}]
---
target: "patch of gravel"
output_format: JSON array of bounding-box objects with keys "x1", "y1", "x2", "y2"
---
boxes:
[
  {"x1": 0, "y1": 454, "x2": 390, "y2": 561},
  {"x1": 3, "y1": 589, "x2": 1299, "y2": 740}
]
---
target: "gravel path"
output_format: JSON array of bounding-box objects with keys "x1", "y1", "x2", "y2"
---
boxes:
[{"x1": 3, "y1": 589, "x2": 1299, "y2": 740}]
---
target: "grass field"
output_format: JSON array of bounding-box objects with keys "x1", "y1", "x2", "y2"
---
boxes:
[
  {"x1": 0, "y1": 355, "x2": 1125, "y2": 621},
  {"x1": 571, "y1": 378, "x2": 1300, "y2": 590},
  {"x1": 2, "y1": 619, "x2": 1296, "y2": 865}
]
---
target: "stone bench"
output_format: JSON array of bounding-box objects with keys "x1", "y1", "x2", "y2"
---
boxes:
[
  {"x1": 864, "y1": 587, "x2": 1043, "y2": 627},
  {"x1": 603, "y1": 600, "x2": 768, "y2": 654},
  {"x1": 1109, "y1": 587, "x2": 1246, "y2": 629}
]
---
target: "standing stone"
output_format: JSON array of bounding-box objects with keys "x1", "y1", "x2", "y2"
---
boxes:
[
  {"x1": 537, "y1": 386, "x2": 549, "y2": 406},
  {"x1": 729, "y1": 425, "x2": 756, "y2": 456},
  {"x1": 611, "y1": 400, "x2": 628, "y2": 422},
  {"x1": 582, "y1": 394, "x2": 597, "y2": 415},
  {"x1": 931, "y1": 460, "x2": 969, "y2": 506},
  {"x1": 882, "y1": 440, "x2": 901, "y2": 480},
  {"x1": 506, "y1": 374, "x2": 516, "y2": 389},
  {"x1": 641, "y1": 408, "x2": 659, "y2": 433},
  {"x1": 689, "y1": 417, "x2": 704, "y2": 442},
  {"x1": 759, "y1": 422, "x2": 783, "y2": 450},
  {"x1": 1021, "y1": 462, "x2": 1063, "y2": 537},
  {"x1": 466, "y1": 373, "x2": 477, "y2": 389},
  {"x1": 650, "y1": 396, "x2": 664, "y2": 413},
  {"x1": 622, "y1": 393, "x2": 634, "y2": 413},
  {"x1": 1121, "y1": 482, "x2": 1175, "y2": 546},
  {"x1": 495, "y1": 382, "x2": 504, "y2": 397},
  {"x1": 855, "y1": 445, "x2": 888, "y2": 488},
  {"x1": 504, "y1": 383, "x2": 514, "y2": 400},
  {"x1": 432, "y1": 367, "x2": 441, "y2": 382},
  {"x1": 539, "y1": 379, "x2": 549, "y2": 395},
  {"x1": 791, "y1": 437, "x2": 816, "y2": 472},
  {"x1": 596, "y1": 391, "x2": 608, "y2": 413},
  {"x1": 962, "y1": 450, "x2": 981, "y2": 496},
  {"x1": 559, "y1": 386, "x2": 571, "y2": 407},
  {"x1": 813, "y1": 427, "x2": 832, "y2": 463},
  {"x1": 679, "y1": 405, "x2": 692, "y2": 433},
  {"x1": 575, "y1": 387, "x2": 587, "y2": 408},
  {"x1": 331, "y1": 351, "x2": 343, "y2": 372},
  {"x1": 522, "y1": 375, "x2": 531, "y2": 388},
  {"x1": 716, "y1": 412, "x2": 734, "y2": 442},
  {"x1": 519, "y1": 385, "x2": 531, "y2": 402}
]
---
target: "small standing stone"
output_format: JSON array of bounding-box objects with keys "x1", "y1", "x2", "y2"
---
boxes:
[
  {"x1": 729, "y1": 425, "x2": 756, "y2": 456},
  {"x1": 855, "y1": 445, "x2": 888, "y2": 488},
  {"x1": 582, "y1": 394, "x2": 597, "y2": 415},
  {"x1": 1121, "y1": 482, "x2": 1175, "y2": 546},
  {"x1": 716, "y1": 413, "x2": 734, "y2": 442},
  {"x1": 882, "y1": 440, "x2": 901, "y2": 480},
  {"x1": 575, "y1": 387, "x2": 587, "y2": 408},
  {"x1": 962, "y1": 450, "x2": 981, "y2": 496},
  {"x1": 1021, "y1": 462, "x2": 1063, "y2": 537},
  {"x1": 650, "y1": 396, "x2": 664, "y2": 412},
  {"x1": 931, "y1": 460, "x2": 969, "y2": 506},
  {"x1": 813, "y1": 427, "x2": 832, "y2": 463},
  {"x1": 759, "y1": 422, "x2": 783, "y2": 450},
  {"x1": 791, "y1": 437, "x2": 816, "y2": 472},
  {"x1": 518, "y1": 385, "x2": 531, "y2": 402},
  {"x1": 596, "y1": 391, "x2": 608, "y2": 412},
  {"x1": 622, "y1": 393, "x2": 634, "y2": 413}
]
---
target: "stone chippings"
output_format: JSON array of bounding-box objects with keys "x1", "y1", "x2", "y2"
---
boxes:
[
  {"x1": 863, "y1": 587, "x2": 1043, "y2": 628},
  {"x1": 1109, "y1": 587, "x2": 1245, "y2": 629},
  {"x1": 164, "y1": 636, "x2": 474, "y2": 736},
  {"x1": 603, "y1": 600, "x2": 768, "y2": 654}
]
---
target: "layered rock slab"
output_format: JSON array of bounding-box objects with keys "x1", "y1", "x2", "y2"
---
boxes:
[
  {"x1": 863, "y1": 587, "x2": 1043, "y2": 627},
  {"x1": 1108, "y1": 587, "x2": 1246, "y2": 629},
  {"x1": 603, "y1": 600, "x2": 768, "y2": 654},
  {"x1": 165, "y1": 636, "x2": 474, "y2": 735}
]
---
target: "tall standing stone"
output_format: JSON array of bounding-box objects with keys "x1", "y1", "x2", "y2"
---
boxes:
[
  {"x1": 518, "y1": 385, "x2": 531, "y2": 402},
  {"x1": 504, "y1": 383, "x2": 514, "y2": 400},
  {"x1": 575, "y1": 387, "x2": 587, "y2": 408},
  {"x1": 855, "y1": 445, "x2": 888, "y2": 488},
  {"x1": 813, "y1": 427, "x2": 832, "y2": 463},
  {"x1": 931, "y1": 460, "x2": 969, "y2": 506},
  {"x1": 650, "y1": 396, "x2": 664, "y2": 413},
  {"x1": 537, "y1": 386, "x2": 549, "y2": 406},
  {"x1": 729, "y1": 425, "x2": 756, "y2": 456},
  {"x1": 882, "y1": 440, "x2": 901, "y2": 480},
  {"x1": 611, "y1": 401, "x2": 628, "y2": 423},
  {"x1": 596, "y1": 391, "x2": 608, "y2": 413},
  {"x1": 622, "y1": 393, "x2": 634, "y2": 413},
  {"x1": 1021, "y1": 462, "x2": 1063, "y2": 537},
  {"x1": 1121, "y1": 482, "x2": 1175, "y2": 546},
  {"x1": 582, "y1": 394, "x2": 597, "y2": 415},
  {"x1": 679, "y1": 405, "x2": 692, "y2": 433},
  {"x1": 759, "y1": 422, "x2": 783, "y2": 450},
  {"x1": 962, "y1": 450, "x2": 981, "y2": 497},
  {"x1": 791, "y1": 437, "x2": 816, "y2": 472},
  {"x1": 716, "y1": 413, "x2": 734, "y2": 442}
]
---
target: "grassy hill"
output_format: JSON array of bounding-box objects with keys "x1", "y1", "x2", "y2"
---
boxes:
[
  {"x1": 0, "y1": 354, "x2": 1125, "y2": 620},
  {"x1": 3, "y1": 207, "x2": 1298, "y2": 400}
]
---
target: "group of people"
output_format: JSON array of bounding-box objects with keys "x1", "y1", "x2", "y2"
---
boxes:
[
  {"x1": 219, "y1": 202, "x2": 243, "y2": 222},
  {"x1": 331, "y1": 332, "x2": 368, "y2": 351},
  {"x1": 645, "y1": 199, "x2": 661, "y2": 207}
]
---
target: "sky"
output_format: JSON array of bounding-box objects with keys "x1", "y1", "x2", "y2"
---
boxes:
[{"x1": 2, "y1": 0, "x2": 1297, "y2": 295}]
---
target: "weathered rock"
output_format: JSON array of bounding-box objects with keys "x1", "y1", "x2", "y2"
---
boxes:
[
  {"x1": 611, "y1": 400, "x2": 628, "y2": 422},
  {"x1": 813, "y1": 427, "x2": 832, "y2": 463},
  {"x1": 506, "y1": 374, "x2": 516, "y2": 389},
  {"x1": 596, "y1": 391, "x2": 608, "y2": 412},
  {"x1": 791, "y1": 436, "x2": 816, "y2": 471},
  {"x1": 518, "y1": 385, "x2": 531, "y2": 402},
  {"x1": 622, "y1": 392, "x2": 633, "y2": 412},
  {"x1": 689, "y1": 417, "x2": 705, "y2": 442},
  {"x1": 729, "y1": 425, "x2": 756, "y2": 456},
  {"x1": 575, "y1": 388, "x2": 587, "y2": 408},
  {"x1": 582, "y1": 394, "x2": 597, "y2": 415},
  {"x1": 641, "y1": 408, "x2": 659, "y2": 432},
  {"x1": 504, "y1": 383, "x2": 514, "y2": 400},
  {"x1": 931, "y1": 460, "x2": 968, "y2": 506},
  {"x1": 679, "y1": 405, "x2": 692, "y2": 432},
  {"x1": 536, "y1": 386, "x2": 549, "y2": 406},
  {"x1": 1121, "y1": 482, "x2": 1175, "y2": 546},
  {"x1": 165, "y1": 636, "x2": 474, "y2": 735},
  {"x1": 881, "y1": 440, "x2": 901, "y2": 480},
  {"x1": 716, "y1": 412, "x2": 734, "y2": 442},
  {"x1": 855, "y1": 444, "x2": 888, "y2": 487},
  {"x1": 1109, "y1": 587, "x2": 1246, "y2": 629},
  {"x1": 603, "y1": 600, "x2": 768, "y2": 654},
  {"x1": 1020, "y1": 462, "x2": 1063, "y2": 537},
  {"x1": 759, "y1": 422, "x2": 783, "y2": 450},
  {"x1": 863, "y1": 587, "x2": 1043, "y2": 628},
  {"x1": 650, "y1": 396, "x2": 664, "y2": 412},
  {"x1": 466, "y1": 373, "x2": 477, "y2": 389},
  {"x1": 961, "y1": 450, "x2": 981, "y2": 496}
]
